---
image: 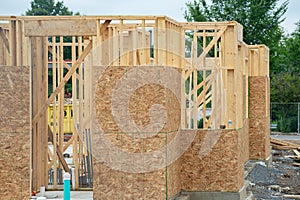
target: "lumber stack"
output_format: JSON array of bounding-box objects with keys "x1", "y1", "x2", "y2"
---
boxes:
[
  {"x1": 271, "y1": 138, "x2": 300, "y2": 167},
  {"x1": 270, "y1": 138, "x2": 300, "y2": 150}
]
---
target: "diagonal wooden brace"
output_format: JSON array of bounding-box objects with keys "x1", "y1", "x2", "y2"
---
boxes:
[{"x1": 32, "y1": 40, "x2": 92, "y2": 125}]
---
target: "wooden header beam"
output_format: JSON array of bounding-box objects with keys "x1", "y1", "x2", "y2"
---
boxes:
[{"x1": 24, "y1": 19, "x2": 97, "y2": 36}]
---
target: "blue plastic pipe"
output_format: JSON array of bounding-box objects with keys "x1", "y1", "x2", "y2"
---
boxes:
[{"x1": 64, "y1": 172, "x2": 71, "y2": 200}]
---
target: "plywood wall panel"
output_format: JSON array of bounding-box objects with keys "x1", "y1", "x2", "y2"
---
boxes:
[
  {"x1": 92, "y1": 65, "x2": 181, "y2": 199},
  {"x1": 0, "y1": 66, "x2": 30, "y2": 133},
  {"x1": 249, "y1": 76, "x2": 270, "y2": 160},
  {"x1": 180, "y1": 129, "x2": 246, "y2": 193},
  {"x1": 0, "y1": 66, "x2": 30, "y2": 199}
]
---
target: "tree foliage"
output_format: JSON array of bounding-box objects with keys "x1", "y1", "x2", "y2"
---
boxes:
[
  {"x1": 271, "y1": 21, "x2": 300, "y2": 103},
  {"x1": 184, "y1": 0, "x2": 288, "y2": 45},
  {"x1": 184, "y1": 0, "x2": 288, "y2": 75},
  {"x1": 270, "y1": 21, "x2": 300, "y2": 133},
  {"x1": 26, "y1": 0, "x2": 74, "y2": 16},
  {"x1": 26, "y1": 0, "x2": 78, "y2": 96},
  {"x1": 184, "y1": 0, "x2": 300, "y2": 133}
]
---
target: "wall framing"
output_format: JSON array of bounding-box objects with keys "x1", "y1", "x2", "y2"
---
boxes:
[{"x1": 0, "y1": 15, "x2": 270, "y2": 199}]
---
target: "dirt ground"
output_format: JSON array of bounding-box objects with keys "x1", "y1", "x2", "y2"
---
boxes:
[{"x1": 246, "y1": 149, "x2": 300, "y2": 200}]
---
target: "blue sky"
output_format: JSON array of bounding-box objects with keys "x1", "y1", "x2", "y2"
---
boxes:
[{"x1": 0, "y1": 0, "x2": 299, "y2": 34}]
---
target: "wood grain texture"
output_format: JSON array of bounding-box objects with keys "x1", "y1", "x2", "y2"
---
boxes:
[
  {"x1": 92, "y1": 65, "x2": 181, "y2": 199},
  {"x1": 180, "y1": 129, "x2": 246, "y2": 192},
  {"x1": 249, "y1": 76, "x2": 270, "y2": 160},
  {"x1": 0, "y1": 66, "x2": 30, "y2": 199},
  {"x1": 0, "y1": 66, "x2": 30, "y2": 133}
]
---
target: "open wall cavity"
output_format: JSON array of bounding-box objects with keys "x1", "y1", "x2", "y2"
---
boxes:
[{"x1": 0, "y1": 16, "x2": 270, "y2": 199}]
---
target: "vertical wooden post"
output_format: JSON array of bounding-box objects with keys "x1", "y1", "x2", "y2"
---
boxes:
[
  {"x1": 52, "y1": 36, "x2": 57, "y2": 188},
  {"x1": 0, "y1": 28, "x2": 3, "y2": 65},
  {"x1": 112, "y1": 27, "x2": 118, "y2": 66},
  {"x1": 42, "y1": 37, "x2": 49, "y2": 188},
  {"x1": 31, "y1": 36, "x2": 38, "y2": 191},
  {"x1": 141, "y1": 19, "x2": 146, "y2": 65},
  {"x1": 9, "y1": 18, "x2": 16, "y2": 66},
  {"x1": 16, "y1": 20, "x2": 23, "y2": 66},
  {"x1": 202, "y1": 29, "x2": 207, "y2": 128},
  {"x1": 222, "y1": 24, "x2": 238, "y2": 128},
  {"x1": 58, "y1": 36, "x2": 64, "y2": 171},
  {"x1": 234, "y1": 25, "x2": 243, "y2": 128},
  {"x1": 157, "y1": 17, "x2": 166, "y2": 65},
  {"x1": 78, "y1": 36, "x2": 84, "y2": 178},
  {"x1": 180, "y1": 28, "x2": 186, "y2": 129},
  {"x1": 31, "y1": 36, "x2": 48, "y2": 190},
  {"x1": 132, "y1": 29, "x2": 138, "y2": 66},
  {"x1": 192, "y1": 29, "x2": 197, "y2": 129},
  {"x1": 119, "y1": 19, "x2": 124, "y2": 65},
  {"x1": 71, "y1": 36, "x2": 79, "y2": 189},
  {"x1": 212, "y1": 28, "x2": 218, "y2": 129}
]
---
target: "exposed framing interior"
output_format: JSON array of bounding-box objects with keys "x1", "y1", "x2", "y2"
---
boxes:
[{"x1": 0, "y1": 15, "x2": 269, "y2": 198}]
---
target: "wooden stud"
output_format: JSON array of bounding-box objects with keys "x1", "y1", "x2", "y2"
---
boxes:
[
  {"x1": 0, "y1": 16, "x2": 272, "y2": 196},
  {"x1": 9, "y1": 19, "x2": 16, "y2": 65},
  {"x1": 71, "y1": 35, "x2": 79, "y2": 189},
  {"x1": 52, "y1": 36, "x2": 57, "y2": 188},
  {"x1": 43, "y1": 36, "x2": 48, "y2": 188},
  {"x1": 119, "y1": 19, "x2": 124, "y2": 65},
  {"x1": 58, "y1": 36, "x2": 64, "y2": 171},
  {"x1": 157, "y1": 17, "x2": 166, "y2": 65},
  {"x1": 16, "y1": 20, "x2": 23, "y2": 66},
  {"x1": 31, "y1": 40, "x2": 92, "y2": 126},
  {"x1": 0, "y1": 27, "x2": 9, "y2": 53}
]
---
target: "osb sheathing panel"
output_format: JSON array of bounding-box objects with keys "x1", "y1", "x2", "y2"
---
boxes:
[
  {"x1": 239, "y1": 119, "x2": 249, "y2": 165},
  {"x1": 237, "y1": 121, "x2": 249, "y2": 188},
  {"x1": 92, "y1": 66, "x2": 181, "y2": 199},
  {"x1": 93, "y1": 159, "x2": 167, "y2": 200},
  {"x1": 0, "y1": 66, "x2": 31, "y2": 132},
  {"x1": 0, "y1": 66, "x2": 30, "y2": 199},
  {"x1": 93, "y1": 66, "x2": 181, "y2": 133},
  {"x1": 180, "y1": 129, "x2": 246, "y2": 192},
  {"x1": 249, "y1": 76, "x2": 270, "y2": 160},
  {"x1": 0, "y1": 132, "x2": 30, "y2": 199},
  {"x1": 167, "y1": 158, "x2": 181, "y2": 198},
  {"x1": 241, "y1": 76, "x2": 250, "y2": 164}
]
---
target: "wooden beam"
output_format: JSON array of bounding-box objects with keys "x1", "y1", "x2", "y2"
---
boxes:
[
  {"x1": 100, "y1": 20, "x2": 112, "y2": 35},
  {"x1": 58, "y1": 36, "x2": 64, "y2": 171},
  {"x1": 271, "y1": 138, "x2": 300, "y2": 149},
  {"x1": 0, "y1": 27, "x2": 9, "y2": 53},
  {"x1": 48, "y1": 46, "x2": 81, "y2": 80},
  {"x1": 24, "y1": 19, "x2": 98, "y2": 36},
  {"x1": 48, "y1": 125, "x2": 71, "y2": 174},
  {"x1": 196, "y1": 26, "x2": 227, "y2": 69},
  {"x1": 51, "y1": 36, "x2": 58, "y2": 188},
  {"x1": 71, "y1": 35, "x2": 79, "y2": 189},
  {"x1": 9, "y1": 20, "x2": 16, "y2": 65},
  {"x1": 293, "y1": 149, "x2": 300, "y2": 157},
  {"x1": 42, "y1": 36, "x2": 49, "y2": 188},
  {"x1": 157, "y1": 17, "x2": 167, "y2": 65},
  {"x1": 32, "y1": 40, "x2": 92, "y2": 126}
]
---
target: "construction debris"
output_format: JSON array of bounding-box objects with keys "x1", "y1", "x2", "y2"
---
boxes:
[
  {"x1": 271, "y1": 138, "x2": 300, "y2": 150},
  {"x1": 247, "y1": 138, "x2": 300, "y2": 199}
]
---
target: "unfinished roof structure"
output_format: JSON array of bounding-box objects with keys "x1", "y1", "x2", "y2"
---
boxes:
[{"x1": 0, "y1": 15, "x2": 270, "y2": 200}]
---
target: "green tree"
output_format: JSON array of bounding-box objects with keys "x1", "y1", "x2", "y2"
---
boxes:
[
  {"x1": 271, "y1": 21, "x2": 300, "y2": 103},
  {"x1": 26, "y1": 0, "x2": 79, "y2": 96},
  {"x1": 26, "y1": 0, "x2": 74, "y2": 16},
  {"x1": 184, "y1": 0, "x2": 288, "y2": 75},
  {"x1": 270, "y1": 21, "x2": 300, "y2": 133},
  {"x1": 184, "y1": 0, "x2": 300, "y2": 133}
]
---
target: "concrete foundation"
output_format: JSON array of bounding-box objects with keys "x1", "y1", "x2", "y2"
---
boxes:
[{"x1": 179, "y1": 185, "x2": 247, "y2": 200}]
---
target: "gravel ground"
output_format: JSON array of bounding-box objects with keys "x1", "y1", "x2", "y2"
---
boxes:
[{"x1": 246, "y1": 150, "x2": 300, "y2": 200}]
